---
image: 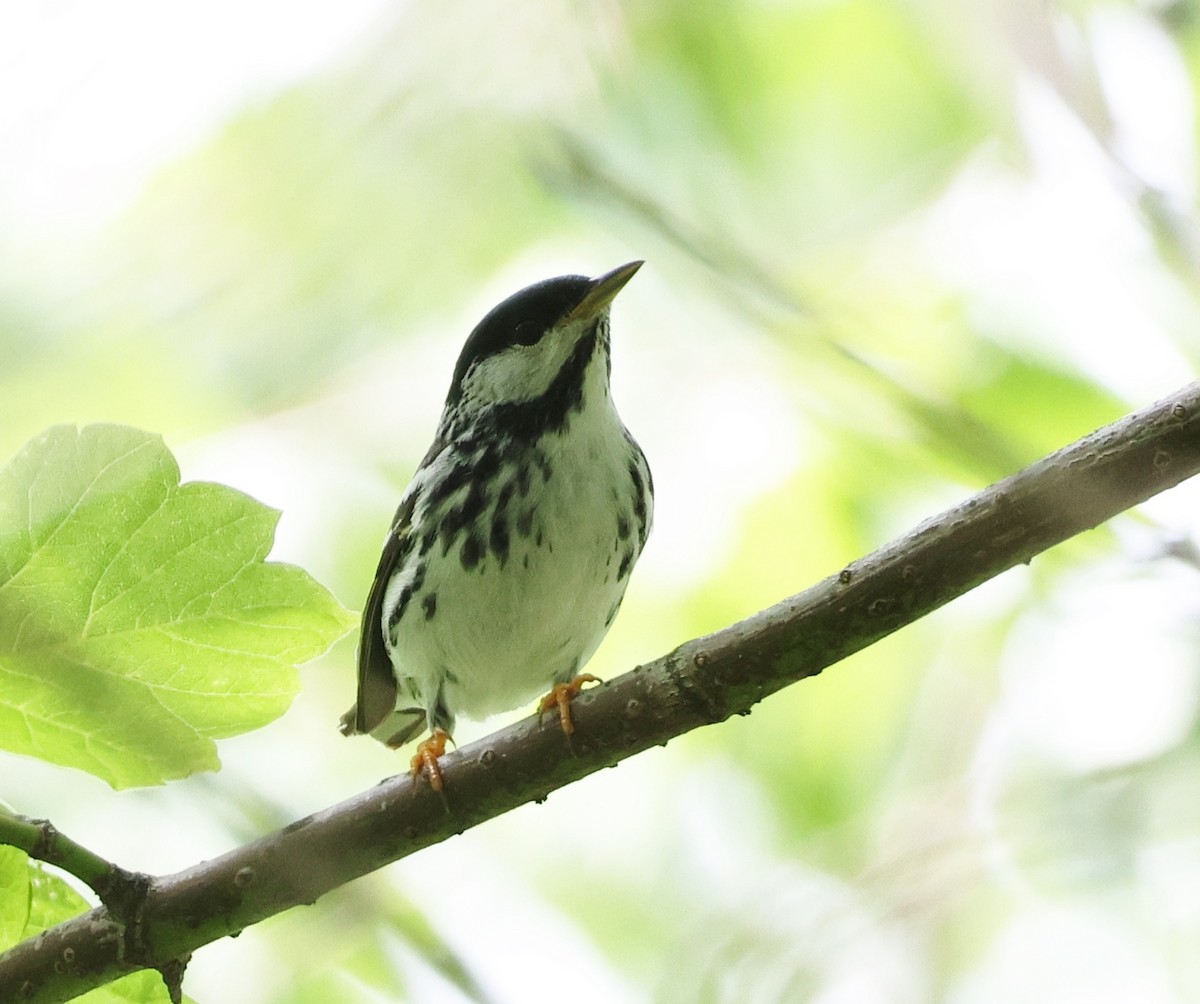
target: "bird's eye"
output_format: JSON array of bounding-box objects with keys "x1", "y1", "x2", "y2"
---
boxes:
[{"x1": 513, "y1": 321, "x2": 540, "y2": 345}]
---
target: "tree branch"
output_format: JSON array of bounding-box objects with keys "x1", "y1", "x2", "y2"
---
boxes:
[
  {"x1": 4, "y1": 380, "x2": 1200, "y2": 1003},
  {"x1": 0, "y1": 812, "x2": 135, "y2": 907}
]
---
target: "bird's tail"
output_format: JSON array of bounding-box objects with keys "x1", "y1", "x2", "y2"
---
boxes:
[{"x1": 339, "y1": 704, "x2": 427, "y2": 749}]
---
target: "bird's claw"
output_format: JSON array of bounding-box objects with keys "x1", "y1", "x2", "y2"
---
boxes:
[
  {"x1": 537, "y1": 674, "x2": 602, "y2": 736},
  {"x1": 410, "y1": 727, "x2": 452, "y2": 792}
]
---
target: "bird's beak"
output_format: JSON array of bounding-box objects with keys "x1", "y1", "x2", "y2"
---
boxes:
[{"x1": 567, "y1": 260, "x2": 643, "y2": 323}]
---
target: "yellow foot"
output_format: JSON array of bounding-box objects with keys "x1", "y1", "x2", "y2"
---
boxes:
[
  {"x1": 410, "y1": 728, "x2": 451, "y2": 792},
  {"x1": 537, "y1": 674, "x2": 601, "y2": 736}
]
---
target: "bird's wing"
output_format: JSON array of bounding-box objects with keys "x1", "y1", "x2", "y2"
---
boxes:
[
  {"x1": 343, "y1": 435, "x2": 446, "y2": 736},
  {"x1": 346, "y1": 525, "x2": 408, "y2": 735}
]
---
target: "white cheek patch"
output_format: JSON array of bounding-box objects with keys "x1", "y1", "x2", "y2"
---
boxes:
[{"x1": 461, "y1": 319, "x2": 586, "y2": 407}]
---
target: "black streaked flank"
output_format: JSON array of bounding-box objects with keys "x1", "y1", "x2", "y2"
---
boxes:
[
  {"x1": 515, "y1": 463, "x2": 532, "y2": 498},
  {"x1": 629, "y1": 454, "x2": 651, "y2": 547},
  {"x1": 460, "y1": 532, "x2": 484, "y2": 570},
  {"x1": 431, "y1": 459, "x2": 472, "y2": 507},
  {"x1": 388, "y1": 585, "x2": 412, "y2": 632},
  {"x1": 386, "y1": 561, "x2": 426, "y2": 633},
  {"x1": 496, "y1": 479, "x2": 514, "y2": 516},
  {"x1": 490, "y1": 513, "x2": 510, "y2": 565},
  {"x1": 430, "y1": 678, "x2": 452, "y2": 734},
  {"x1": 422, "y1": 592, "x2": 437, "y2": 620}
]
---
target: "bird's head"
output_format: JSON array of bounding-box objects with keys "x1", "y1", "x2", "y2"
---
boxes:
[{"x1": 445, "y1": 261, "x2": 642, "y2": 423}]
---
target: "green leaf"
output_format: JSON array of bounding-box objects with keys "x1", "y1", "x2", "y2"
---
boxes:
[
  {"x1": 0, "y1": 846, "x2": 30, "y2": 949},
  {"x1": 0, "y1": 424, "x2": 356, "y2": 787},
  {"x1": 85, "y1": 972, "x2": 195, "y2": 1004}
]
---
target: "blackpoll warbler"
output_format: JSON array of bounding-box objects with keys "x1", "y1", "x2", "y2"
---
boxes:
[{"x1": 341, "y1": 262, "x2": 652, "y2": 789}]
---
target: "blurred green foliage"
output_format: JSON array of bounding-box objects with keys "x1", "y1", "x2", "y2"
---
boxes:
[{"x1": 3, "y1": 0, "x2": 1200, "y2": 1001}]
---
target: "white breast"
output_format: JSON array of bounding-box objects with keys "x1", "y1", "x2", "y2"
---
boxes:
[{"x1": 385, "y1": 350, "x2": 648, "y2": 725}]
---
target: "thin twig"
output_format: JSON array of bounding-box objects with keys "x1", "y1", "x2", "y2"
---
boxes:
[{"x1": 0, "y1": 811, "x2": 148, "y2": 915}]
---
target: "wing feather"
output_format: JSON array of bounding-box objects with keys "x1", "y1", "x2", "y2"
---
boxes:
[{"x1": 341, "y1": 436, "x2": 446, "y2": 736}]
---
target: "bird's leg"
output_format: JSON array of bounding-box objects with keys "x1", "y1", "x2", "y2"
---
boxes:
[
  {"x1": 410, "y1": 727, "x2": 452, "y2": 792},
  {"x1": 537, "y1": 674, "x2": 601, "y2": 736}
]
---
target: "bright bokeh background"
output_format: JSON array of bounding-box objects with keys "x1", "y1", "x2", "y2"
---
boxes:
[{"x1": 4, "y1": 1, "x2": 1200, "y2": 1001}]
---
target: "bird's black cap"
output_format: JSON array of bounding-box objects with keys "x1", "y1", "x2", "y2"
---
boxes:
[{"x1": 449, "y1": 262, "x2": 642, "y2": 398}]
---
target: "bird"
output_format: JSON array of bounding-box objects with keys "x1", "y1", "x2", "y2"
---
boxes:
[{"x1": 340, "y1": 261, "x2": 652, "y2": 791}]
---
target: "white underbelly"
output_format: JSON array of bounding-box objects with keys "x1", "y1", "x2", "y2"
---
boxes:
[
  {"x1": 388, "y1": 441, "x2": 636, "y2": 722},
  {"x1": 421, "y1": 537, "x2": 625, "y2": 717}
]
